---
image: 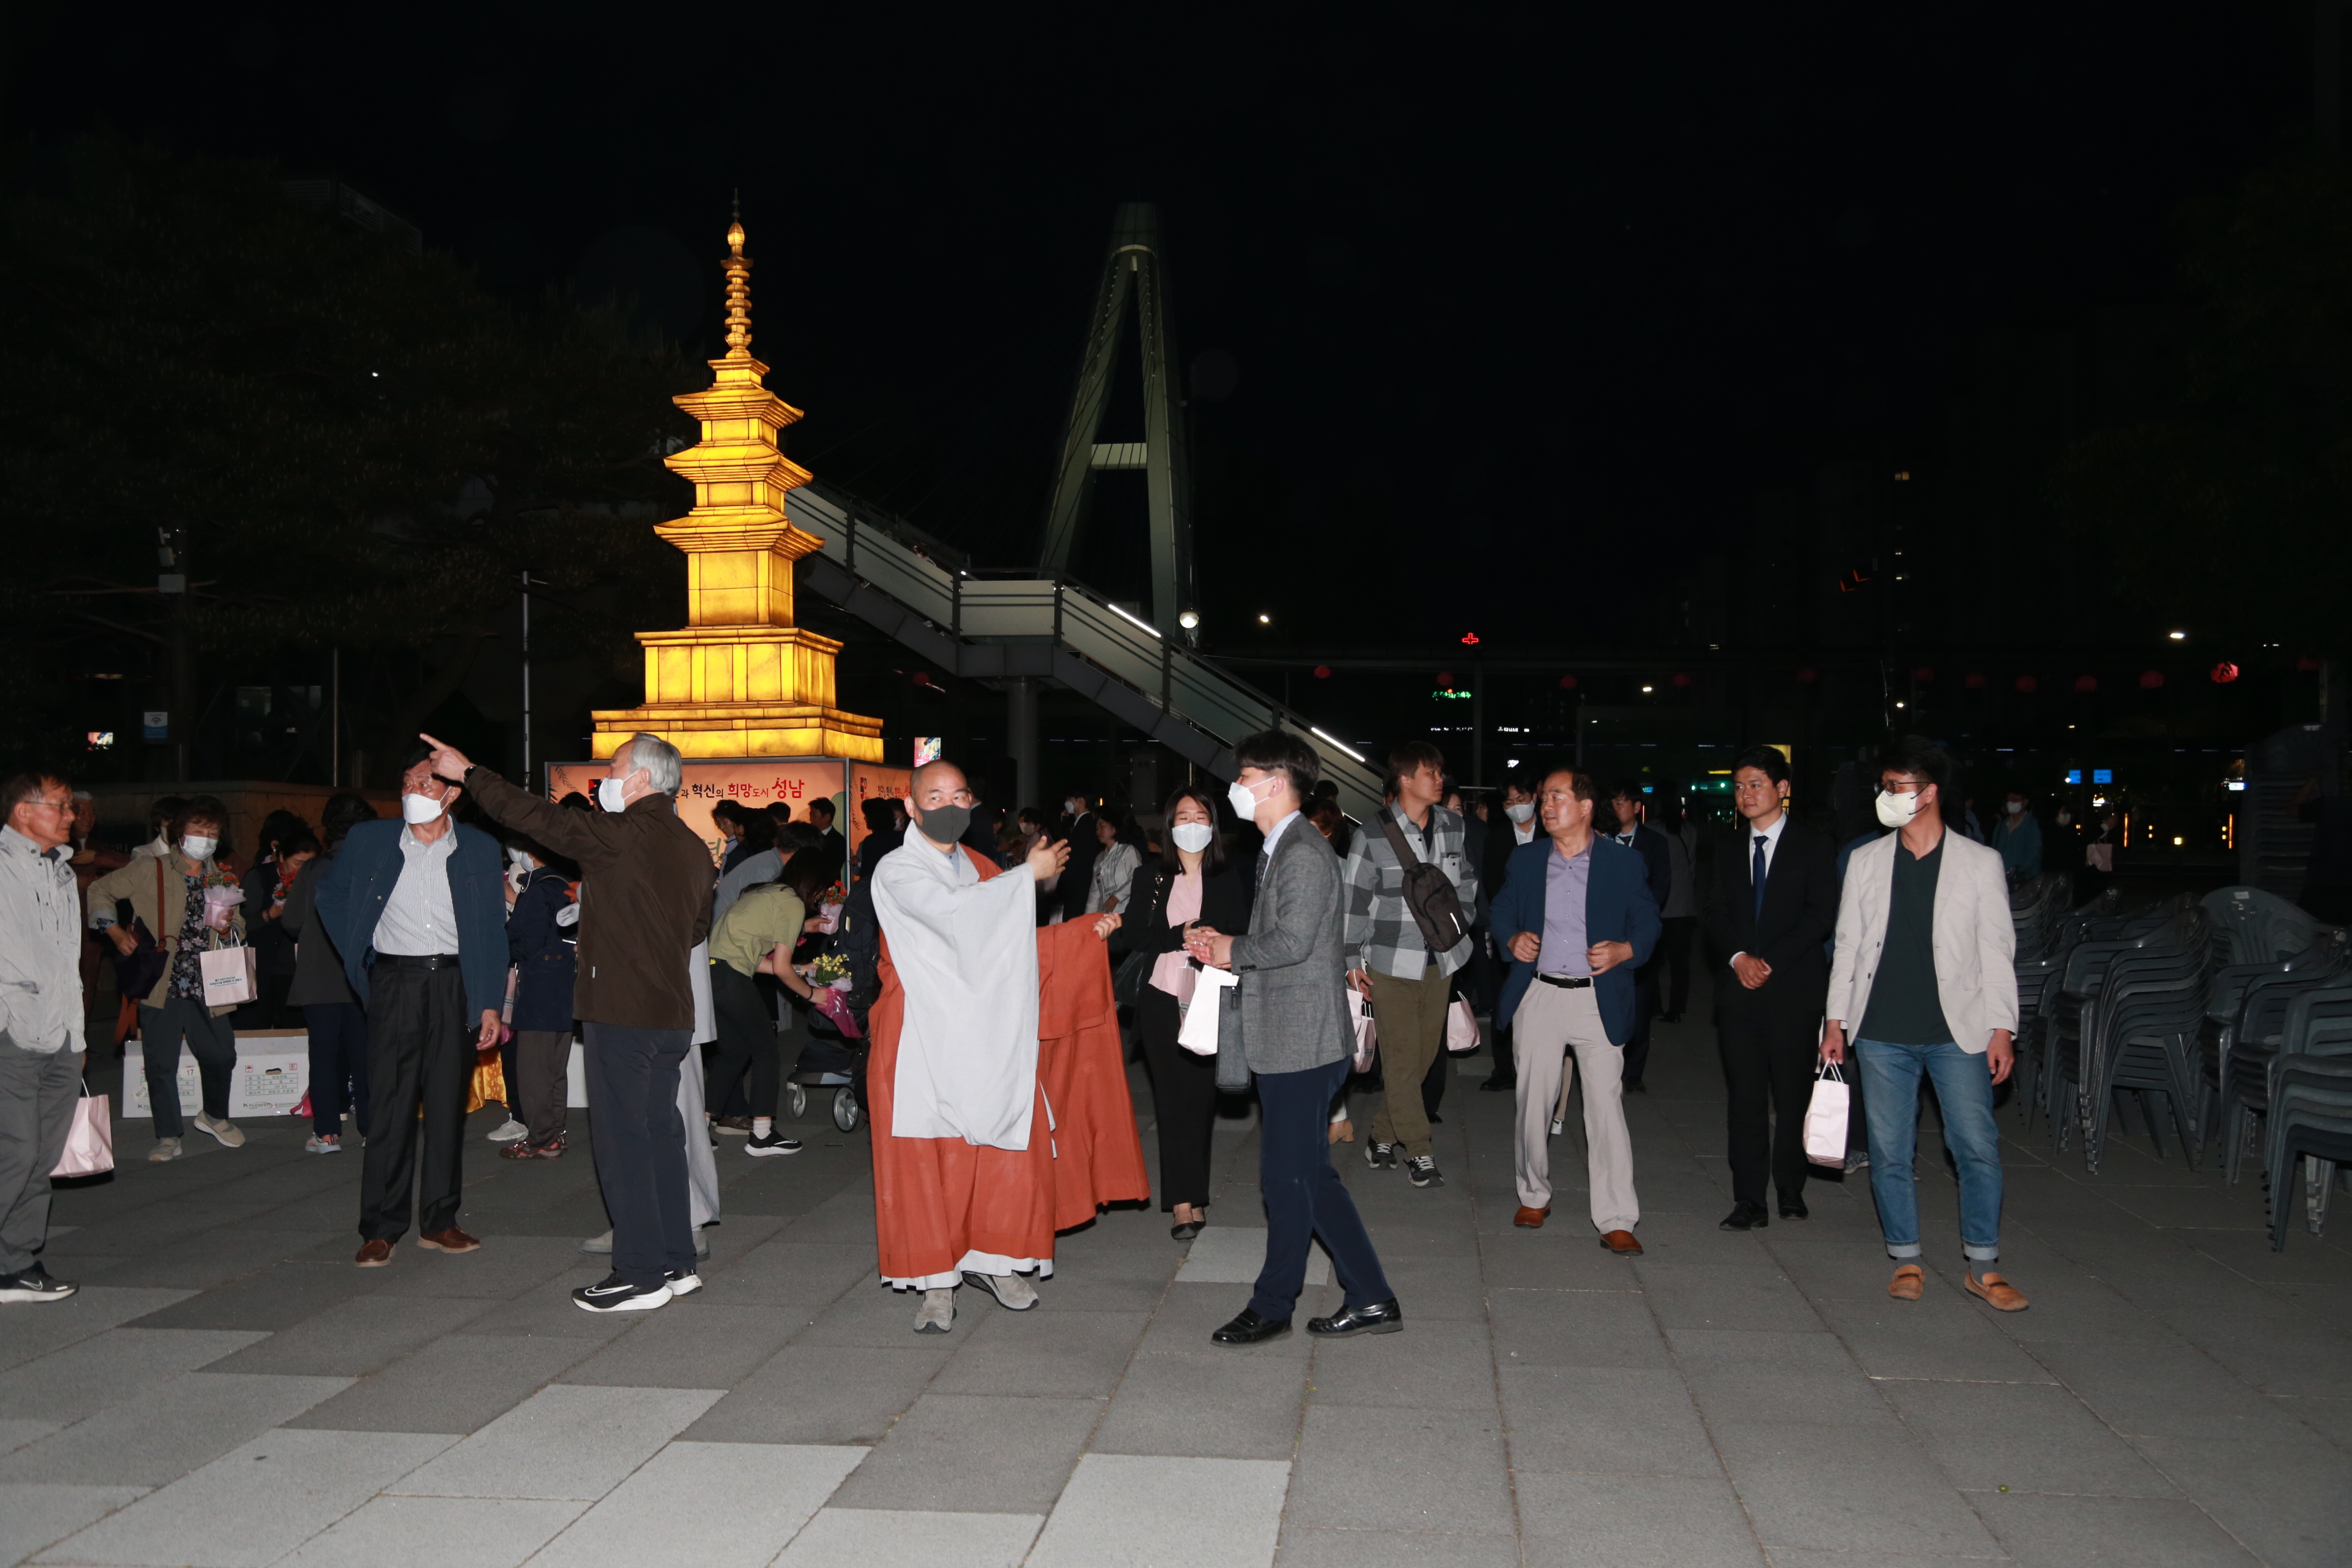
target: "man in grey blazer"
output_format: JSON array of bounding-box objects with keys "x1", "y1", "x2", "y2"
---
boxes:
[
  {"x1": 1822, "y1": 736, "x2": 2026, "y2": 1313},
  {"x1": 1189, "y1": 729, "x2": 1399, "y2": 1347}
]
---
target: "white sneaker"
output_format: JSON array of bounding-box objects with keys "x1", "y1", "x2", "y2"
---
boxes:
[
  {"x1": 194, "y1": 1113, "x2": 244, "y2": 1148},
  {"x1": 305, "y1": 1135, "x2": 342, "y2": 1155},
  {"x1": 666, "y1": 1269, "x2": 703, "y2": 1296},
  {"x1": 149, "y1": 1137, "x2": 183, "y2": 1163},
  {"x1": 486, "y1": 1118, "x2": 529, "y2": 1143}
]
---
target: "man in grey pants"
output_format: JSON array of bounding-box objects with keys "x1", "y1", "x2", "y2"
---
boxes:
[
  {"x1": 0, "y1": 771, "x2": 90, "y2": 1303},
  {"x1": 1189, "y1": 730, "x2": 1400, "y2": 1346}
]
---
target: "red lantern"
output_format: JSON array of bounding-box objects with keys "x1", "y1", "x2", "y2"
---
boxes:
[
  {"x1": 1559, "y1": 675, "x2": 1578, "y2": 690},
  {"x1": 1795, "y1": 667, "x2": 1819, "y2": 684},
  {"x1": 2211, "y1": 662, "x2": 2241, "y2": 684},
  {"x1": 1671, "y1": 672, "x2": 1693, "y2": 689},
  {"x1": 2014, "y1": 675, "x2": 2038, "y2": 693},
  {"x1": 2073, "y1": 675, "x2": 2098, "y2": 693},
  {"x1": 2139, "y1": 670, "x2": 2164, "y2": 689},
  {"x1": 1910, "y1": 666, "x2": 1935, "y2": 682},
  {"x1": 1313, "y1": 665, "x2": 1332, "y2": 679},
  {"x1": 1964, "y1": 672, "x2": 1987, "y2": 690}
]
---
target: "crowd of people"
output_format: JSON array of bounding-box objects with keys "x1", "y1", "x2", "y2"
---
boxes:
[{"x1": 0, "y1": 726, "x2": 2028, "y2": 1325}]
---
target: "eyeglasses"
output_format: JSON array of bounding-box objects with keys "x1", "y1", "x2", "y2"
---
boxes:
[
  {"x1": 1873, "y1": 779, "x2": 1926, "y2": 796},
  {"x1": 1730, "y1": 780, "x2": 1778, "y2": 795},
  {"x1": 1536, "y1": 791, "x2": 1584, "y2": 806}
]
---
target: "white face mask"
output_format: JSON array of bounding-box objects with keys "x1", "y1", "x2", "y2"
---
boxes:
[
  {"x1": 2007, "y1": 800, "x2": 2027, "y2": 815},
  {"x1": 180, "y1": 835, "x2": 217, "y2": 861},
  {"x1": 1504, "y1": 801, "x2": 1535, "y2": 823},
  {"x1": 506, "y1": 848, "x2": 535, "y2": 870},
  {"x1": 597, "y1": 776, "x2": 630, "y2": 813},
  {"x1": 2055, "y1": 810, "x2": 2072, "y2": 826},
  {"x1": 1228, "y1": 777, "x2": 1271, "y2": 821},
  {"x1": 400, "y1": 792, "x2": 445, "y2": 825},
  {"x1": 1875, "y1": 788, "x2": 1922, "y2": 829},
  {"x1": 1171, "y1": 822, "x2": 1215, "y2": 853}
]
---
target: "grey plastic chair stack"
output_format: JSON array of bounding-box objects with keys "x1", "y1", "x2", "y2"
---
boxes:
[
  {"x1": 2223, "y1": 969, "x2": 2352, "y2": 1186},
  {"x1": 2192, "y1": 934, "x2": 2348, "y2": 1169},
  {"x1": 2076, "y1": 931, "x2": 2211, "y2": 1174},
  {"x1": 2262, "y1": 994, "x2": 2352, "y2": 1248},
  {"x1": 2202, "y1": 885, "x2": 2321, "y2": 967},
  {"x1": 2041, "y1": 910, "x2": 2200, "y2": 1156}
]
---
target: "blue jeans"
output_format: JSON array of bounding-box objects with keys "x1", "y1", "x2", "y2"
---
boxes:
[{"x1": 1854, "y1": 1037, "x2": 2003, "y2": 1264}]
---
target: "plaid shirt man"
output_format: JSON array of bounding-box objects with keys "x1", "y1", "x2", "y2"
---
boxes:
[{"x1": 1342, "y1": 802, "x2": 1480, "y2": 981}]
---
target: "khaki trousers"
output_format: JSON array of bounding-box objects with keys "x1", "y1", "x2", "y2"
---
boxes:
[
  {"x1": 1513, "y1": 982, "x2": 1640, "y2": 1234},
  {"x1": 1368, "y1": 966, "x2": 1450, "y2": 1159}
]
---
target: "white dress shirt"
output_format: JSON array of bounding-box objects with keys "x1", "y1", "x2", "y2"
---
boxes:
[
  {"x1": 373, "y1": 825, "x2": 460, "y2": 957},
  {"x1": 1730, "y1": 810, "x2": 1788, "y2": 968}
]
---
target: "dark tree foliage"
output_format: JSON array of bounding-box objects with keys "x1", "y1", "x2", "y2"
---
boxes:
[
  {"x1": 2057, "y1": 161, "x2": 2352, "y2": 655},
  {"x1": 0, "y1": 135, "x2": 696, "y2": 766}
]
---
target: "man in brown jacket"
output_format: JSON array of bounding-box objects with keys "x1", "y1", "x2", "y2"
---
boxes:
[{"x1": 422, "y1": 729, "x2": 713, "y2": 1314}]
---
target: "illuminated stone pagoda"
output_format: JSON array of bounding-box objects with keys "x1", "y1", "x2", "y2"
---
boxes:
[{"x1": 590, "y1": 214, "x2": 885, "y2": 762}]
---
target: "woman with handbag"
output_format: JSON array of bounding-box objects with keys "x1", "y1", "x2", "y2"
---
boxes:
[
  {"x1": 1110, "y1": 786, "x2": 1250, "y2": 1240},
  {"x1": 88, "y1": 800, "x2": 249, "y2": 1162}
]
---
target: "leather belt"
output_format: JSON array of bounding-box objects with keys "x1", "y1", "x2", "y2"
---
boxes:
[
  {"x1": 373, "y1": 953, "x2": 462, "y2": 971},
  {"x1": 1536, "y1": 973, "x2": 1593, "y2": 990}
]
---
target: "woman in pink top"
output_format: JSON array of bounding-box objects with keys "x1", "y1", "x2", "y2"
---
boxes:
[{"x1": 1109, "y1": 785, "x2": 1254, "y2": 1239}]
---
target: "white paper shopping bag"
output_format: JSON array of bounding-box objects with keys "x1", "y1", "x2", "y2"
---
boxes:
[
  {"x1": 1803, "y1": 1063, "x2": 1851, "y2": 1167},
  {"x1": 1177, "y1": 966, "x2": 1238, "y2": 1056}
]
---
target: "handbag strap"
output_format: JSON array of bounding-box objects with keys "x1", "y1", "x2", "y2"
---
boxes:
[
  {"x1": 1817, "y1": 1061, "x2": 1845, "y2": 1084},
  {"x1": 1377, "y1": 807, "x2": 1425, "y2": 870}
]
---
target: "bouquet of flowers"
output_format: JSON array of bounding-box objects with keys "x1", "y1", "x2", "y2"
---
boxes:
[
  {"x1": 802, "y1": 952, "x2": 862, "y2": 1038},
  {"x1": 816, "y1": 880, "x2": 849, "y2": 934}
]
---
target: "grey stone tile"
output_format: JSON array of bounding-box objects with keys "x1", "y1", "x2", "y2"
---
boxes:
[
  {"x1": 1136, "y1": 1283, "x2": 1313, "y2": 1359},
  {"x1": 1811, "y1": 1291, "x2": 2061, "y2": 1383},
  {"x1": 389, "y1": 1384, "x2": 722, "y2": 1501},
  {"x1": 2131, "y1": 1434, "x2": 2352, "y2": 1568},
  {"x1": 1974, "y1": 1488, "x2": 2263, "y2": 1567},
  {"x1": 1175, "y1": 1226, "x2": 1329, "y2": 1286},
  {"x1": 1273, "y1": 1525, "x2": 1523, "y2": 1568},
  {"x1": 279, "y1": 1496, "x2": 586, "y2": 1568},
  {"x1": 0, "y1": 1423, "x2": 56, "y2": 1458},
  {"x1": 2180, "y1": 1321, "x2": 2352, "y2": 1400},
  {"x1": 2028, "y1": 1339, "x2": 2317, "y2": 1442},
  {"x1": 0, "y1": 1485, "x2": 148, "y2": 1568},
  {"x1": 1707, "y1": 1419, "x2": 2002, "y2": 1556},
  {"x1": 282, "y1": 1334, "x2": 598, "y2": 1436},
  {"x1": 0, "y1": 1329, "x2": 267, "y2": 1425},
  {"x1": 1091, "y1": 1349, "x2": 1306, "y2": 1460},
  {"x1": 35, "y1": 1428, "x2": 454, "y2": 1566},
  {"x1": 1477, "y1": 1238, "x2": 1656, "y2": 1291},
  {"x1": 2272, "y1": 1393, "x2": 2352, "y2": 1444},
  {"x1": 1499, "y1": 1366, "x2": 1720, "y2": 1478},
  {"x1": 790, "y1": 1283, "x2": 957, "y2": 1349},
  {"x1": 0, "y1": 1289, "x2": 193, "y2": 1373},
  {"x1": 0, "y1": 1373, "x2": 353, "y2": 1487},
  {"x1": 1514, "y1": 1471, "x2": 1766, "y2": 1567},
  {"x1": 928, "y1": 1307, "x2": 1148, "y2": 1400},
  {"x1": 533, "y1": 1440, "x2": 864, "y2": 1568},
  {"x1": 683, "y1": 1343, "x2": 950, "y2": 1446},
  {"x1": 1634, "y1": 1264, "x2": 1828, "y2": 1333},
  {"x1": 693, "y1": 1240, "x2": 875, "y2": 1309},
  {"x1": 1880, "y1": 1378, "x2": 2177, "y2": 1497},
  {"x1": 1028, "y1": 1453, "x2": 1289, "y2": 1568},
  {"x1": 205, "y1": 1295, "x2": 496, "y2": 1378},
  {"x1": 369, "y1": 1236, "x2": 598, "y2": 1300},
  {"x1": 42, "y1": 1204, "x2": 278, "y2": 1256},
  {"x1": 1668, "y1": 1330, "x2": 1884, "y2": 1426},
  {"x1": 821, "y1": 1393, "x2": 1101, "y2": 1513},
  {"x1": 1305, "y1": 1320, "x2": 1499, "y2": 1412},
  {"x1": 771, "y1": 1507, "x2": 1043, "y2": 1566},
  {"x1": 557, "y1": 1304, "x2": 798, "y2": 1389},
  {"x1": 1283, "y1": 1404, "x2": 1513, "y2": 1535},
  {"x1": 126, "y1": 1261, "x2": 387, "y2": 1333},
  {"x1": 65, "y1": 1229, "x2": 341, "y2": 1291},
  {"x1": 1364, "y1": 1251, "x2": 1491, "y2": 1320}
]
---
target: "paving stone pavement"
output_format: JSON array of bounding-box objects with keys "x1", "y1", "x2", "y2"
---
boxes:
[{"x1": 7, "y1": 988, "x2": 2350, "y2": 1567}]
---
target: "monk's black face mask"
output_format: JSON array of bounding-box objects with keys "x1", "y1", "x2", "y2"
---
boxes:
[{"x1": 917, "y1": 803, "x2": 972, "y2": 845}]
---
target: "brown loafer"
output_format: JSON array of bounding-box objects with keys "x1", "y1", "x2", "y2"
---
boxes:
[
  {"x1": 416, "y1": 1227, "x2": 481, "y2": 1254},
  {"x1": 1598, "y1": 1229, "x2": 1644, "y2": 1256},
  {"x1": 1514, "y1": 1206, "x2": 1552, "y2": 1229},
  {"x1": 355, "y1": 1239, "x2": 394, "y2": 1268},
  {"x1": 1888, "y1": 1263, "x2": 1925, "y2": 1301},
  {"x1": 1966, "y1": 1271, "x2": 2029, "y2": 1312}
]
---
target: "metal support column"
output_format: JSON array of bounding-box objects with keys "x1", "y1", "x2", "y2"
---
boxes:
[{"x1": 1008, "y1": 676, "x2": 1041, "y2": 813}]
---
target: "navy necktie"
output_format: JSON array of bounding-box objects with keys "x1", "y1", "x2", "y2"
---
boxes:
[{"x1": 1752, "y1": 836, "x2": 1769, "y2": 924}]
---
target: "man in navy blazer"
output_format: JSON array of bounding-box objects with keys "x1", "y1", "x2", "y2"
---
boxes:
[
  {"x1": 1490, "y1": 767, "x2": 1661, "y2": 1254},
  {"x1": 317, "y1": 746, "x2": 509, "y2": 1266}
]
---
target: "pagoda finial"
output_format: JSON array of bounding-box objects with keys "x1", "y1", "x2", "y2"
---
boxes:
[{"x1": 722, "y1": 202, "x2": 753, "y2": 359}]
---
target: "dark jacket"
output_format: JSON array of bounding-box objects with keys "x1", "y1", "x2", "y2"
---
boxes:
[
  {"x1": 853, "y1": 826, "x2": 901, "y2": 884},
  {"x1": 1058, "y1": 811, "x2": 1101, "y2": 921},
  {"x1": 315, "y1": 820, "x2": 509, "y2": 1020},
  {"x1": 281, "y1": 854, "x2": 357, "y2": 1009},
  {"x1": 1489, "y1": 835, "x2": 1662, "y2": 1047},
  {"x1": 1702, "y1": 817, "x2": 1840, "y2": 1020},
  {"x1": 506, "y1": 866, "x2": 578, "y2": 1033},
  {"x1": 1613, "y1": 823, "x2": 1674, "y2": 913},
  {"x1": 1109, "y1": 858, "x2": 1253, "y2": 960},
  {"x1": 242, "y1": 858, "x2": 300, "y2": 980},
  {"x1": 463, "y1": 767, "x2": 713, "y2": 1031},
  {"x1": 1483, "y1": 812, "x2": 1537, "y2": 911}
]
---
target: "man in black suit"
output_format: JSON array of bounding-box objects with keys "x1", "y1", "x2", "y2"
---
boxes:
[
  {"x1": 1478, "y1": 777, "x2": 1540, "y2": 1090},
  {"x1": 1703, "y1": 745, "x2": 1841, "y2": 1230},
  {"x1": 1605, "y1": 783, "x2": 1673, "y2": 1092},
  {"x1": 1056, "y1": 792, "x2": 1101, "y2": 923}
]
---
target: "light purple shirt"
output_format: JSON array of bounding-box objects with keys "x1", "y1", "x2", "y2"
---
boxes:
[{"x1": 1540, "y1": 842, "x2": 1592, "y2": 977}]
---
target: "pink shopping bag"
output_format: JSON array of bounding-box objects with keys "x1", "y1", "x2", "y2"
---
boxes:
[
  {"x1": 52, "y1": 1090, "x2": 114, "y2": 1178},
  {"x1": 1803, "y1": 1064, "x2": 1850, "y2": 1167}
]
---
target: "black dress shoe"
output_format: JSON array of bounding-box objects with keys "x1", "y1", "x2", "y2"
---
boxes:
[
  {"x1": 1211, "y1": 1308, "x2": 1292, "y2": 1346},
  {"x1": 1171, "y1": 1220, "x2": 1205, "y2": 1241},
  {"x1": 1307, "y1": 1297, "x2": 1404, "y2": 1338},
  {"x1": 1778, "y1": 1196, "x2": 1809, "y2": 1220},
  {"x1": 1719, "y1": 1201, "x2": 1770, "y2": 1232},
  {"x1": 1479, "y1": 1075, "x2": 1516, "y2": 1092},
  {"x1": 1624, "y1": 1077, "x2": 1648, "y2": 1094}
]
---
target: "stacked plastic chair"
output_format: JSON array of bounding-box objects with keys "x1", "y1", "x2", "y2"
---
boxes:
[
  {"x1": 2074, "y1": 913, "x2": 2212, "y2": 1174},
  {"x1": 2261, "y1": 987, "x2": 2352, "y2": 1250},
  {"x1": 2039, "y1": 906, "x2": 2194, "y2": 1156},
  {"x1": 2192, "y1": 933, "x2": 2346, "y2": 1170},
  {"x1": 2201, "y1": 886, "x2": 2320, "y2": 967},
  {"x1": 2220, "y1": 951, "x2": 2352, "y2": 1187}
]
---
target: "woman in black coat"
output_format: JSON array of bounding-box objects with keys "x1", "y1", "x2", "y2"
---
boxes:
[{"x1": 1110, "y1": 784, "x2": 1252, "y2": 1239}]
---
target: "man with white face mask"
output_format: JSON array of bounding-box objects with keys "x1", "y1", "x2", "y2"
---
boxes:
[{"x1": 317, "y1": 747, "x2": 510, "y2": 1267}]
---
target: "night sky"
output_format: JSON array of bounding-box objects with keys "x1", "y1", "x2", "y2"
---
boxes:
[{"x1": 6, "y1": 3, "x2": 2299, "y2": 652}]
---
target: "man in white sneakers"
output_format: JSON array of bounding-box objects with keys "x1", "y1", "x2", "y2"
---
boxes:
[{"x1": 0, "y1": 772, "x2": 87, "y2": 1304}]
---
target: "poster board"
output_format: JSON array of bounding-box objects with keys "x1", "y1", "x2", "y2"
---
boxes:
[
  {"x1": 125, "y1": 1031, "x2": 309, "y2": 1119},
  {"x1": 547, "y1": 758, "x2": 858, "y2": 865}
]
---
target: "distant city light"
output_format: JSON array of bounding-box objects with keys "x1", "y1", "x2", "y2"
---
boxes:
[
  {"x1": 2168, "y1": 630, "x2": 2186, "y2": 640},
  {"x1": 1640, "y1": 685, "x2": 1654, "y2": 694},
  {"x1": 1257, "y1": 614, "x2": 1270, "y2": 625},
  {"x1": 1178, "y1": 610, "x2": 1199, "y2": 630}
]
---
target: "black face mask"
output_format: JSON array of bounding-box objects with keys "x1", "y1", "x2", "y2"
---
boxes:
[{"x1": 917, "y1": 803, "x2": 972, "y2": 845}]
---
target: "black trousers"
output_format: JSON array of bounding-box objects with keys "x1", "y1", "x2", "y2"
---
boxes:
[
  {"x1": 1251, "y1": 1056, "x2": 1393, "y2": 1321},
  {"x1": 705, "y1": 962, "x2": 780, "y2": 1120},
  {"x1": 1656, "y1": 917, "x2": 1698, "y2": 1018},
  {"x1": 139, "y1": 997, "x2": 235, "y2": 1137},
  {"x1": 1719, "y1": 1010, "x2": 1820, "y2": 1206},
  {"x1": 583, "y1": 1020, "x2": 694, "y2": 1289},
  {"x1": 0, "y1": 1039, "x2": 83, "y2": 1276},
  {"x1": 302, "y1": 1001, "x2": 370, "y2": 1138},
  {"x1": 1622, "y1": 965, "x2": 1658, "y2": 1083},
  {"x1": 512, "y1": 1030, "x2": 571, "y2": 1145},
  {"x1": 357, "y1": 963, "x2": 472, "y2": 1242},
  {"x1": 1135, "y1": 987, "x2": 1216, "y2": 1211}
]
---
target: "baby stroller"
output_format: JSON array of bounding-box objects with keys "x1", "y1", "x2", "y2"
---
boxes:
[
  {"x1": 788, "y1": 876, "x2": 878, "y2": 1133},
  {"x1": 787, "y1": 1031, "x2": 862, "y2": 1132}
]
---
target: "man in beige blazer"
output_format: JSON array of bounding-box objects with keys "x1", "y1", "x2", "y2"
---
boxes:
[{"x1": 1822, "y1": 737, "x2": 2026, "y2": 1312}]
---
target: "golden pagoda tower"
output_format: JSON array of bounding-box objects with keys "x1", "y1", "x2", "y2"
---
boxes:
[{"x1": 591, "y1": 213, "x2": 884, "y2": 762}]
